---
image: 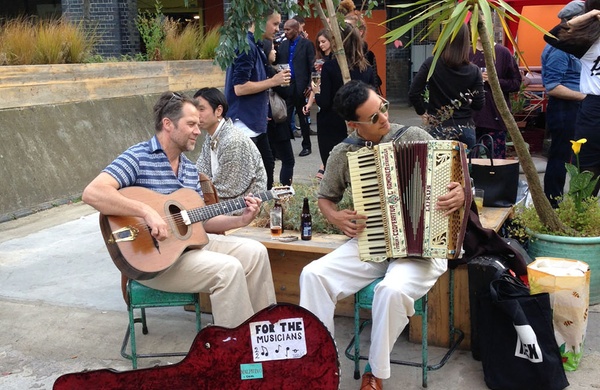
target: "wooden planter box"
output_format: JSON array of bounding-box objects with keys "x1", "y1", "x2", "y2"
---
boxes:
[{"x1": 0, "y1": 60, "x2": 225, "y2": 109}]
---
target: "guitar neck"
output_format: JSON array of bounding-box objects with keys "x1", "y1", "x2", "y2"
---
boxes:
[{"x1": 187, "y1": 191, "x2": 275, "y2": 224}]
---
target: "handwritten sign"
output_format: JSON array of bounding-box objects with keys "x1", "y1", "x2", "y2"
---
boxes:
[{"x1": 250, "y1": 317, "x2": 307, "y2": 362}]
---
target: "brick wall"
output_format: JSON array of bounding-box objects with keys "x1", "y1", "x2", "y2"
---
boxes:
[{"x1": 62, "y1": 0, "x2": 140, "y2": 57}]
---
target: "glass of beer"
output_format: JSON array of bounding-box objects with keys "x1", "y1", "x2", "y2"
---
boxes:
[
  {"x1": 474, "y1": 188, "x2": 485, "y2": 214},
  {"x1": 278, "y1": 64, "x2": 291, "y2": 87},
  {"x1": 270, "y1": 206, "x2": 282, "y2": 238},
  {"x1": 311, "y1": 71, "x2": 321, "y2": 88}
]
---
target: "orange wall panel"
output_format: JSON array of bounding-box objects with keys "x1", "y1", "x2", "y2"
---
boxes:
[
  {"x1": 516, "y1": 5, "x2": 564, "y2": 67},
  {"x1": 303, "y1": 10, "x2": 388, "y2": 97}
]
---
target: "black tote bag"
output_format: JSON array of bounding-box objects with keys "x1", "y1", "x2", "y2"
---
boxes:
[
  {"x1": 478, "y1": 272, "x2": 569, "y2": 390},
  {"x1": 469, "y1": 143, "x2": 519, "y2": 207}
]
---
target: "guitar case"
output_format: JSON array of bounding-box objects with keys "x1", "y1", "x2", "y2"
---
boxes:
[{"x1": 53, "y1": 303, "x2": 340, "y2": 390}]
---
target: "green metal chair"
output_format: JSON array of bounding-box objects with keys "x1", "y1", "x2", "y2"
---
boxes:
[
  {"x1": 120, "y1": 279, "x2": 202, "y2": 369},
  {"x1": 344, "y1": 270, "x2": 464, "y2": 388}
]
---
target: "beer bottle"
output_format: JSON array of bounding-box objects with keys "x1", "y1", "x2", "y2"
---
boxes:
[
  {"x1": 270, "y1": 201, "x2": 283, "y2": 238},
  {"x1": 301, "y1": 197, "x2": 312, "y2": 241}
]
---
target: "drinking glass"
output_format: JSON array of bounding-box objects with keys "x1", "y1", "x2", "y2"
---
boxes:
[
  {"x1": 278, "y1": 64, "x2": 291, "y2": 87},
  {"x1": 474, "y1": 188, "x2": 485, "y2": 213}
]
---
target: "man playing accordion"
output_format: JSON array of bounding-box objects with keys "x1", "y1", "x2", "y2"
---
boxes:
[{"x1": 299, "y1": 80, "x2": 466, "y2": 390}]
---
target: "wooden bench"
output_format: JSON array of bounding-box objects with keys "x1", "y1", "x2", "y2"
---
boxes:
[
  {"x1": 409, "y1": 206, "x2": 513, "y2": 349},
  {"x1": 207, "y1": 206, "x2": 513, "y2": 350}
]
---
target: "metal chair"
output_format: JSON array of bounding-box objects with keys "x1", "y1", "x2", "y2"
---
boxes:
[
  {"x1": 120, "y1": 279, "x2": 202, "y2": 369},
  {"x1": 344, "y1": 270, "x2": 464, "y2": 388}
]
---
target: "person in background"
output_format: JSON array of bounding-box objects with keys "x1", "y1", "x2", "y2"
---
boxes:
[
  {"x1": 545, "y1": 0, "x2": 600, "y2": 196},
  {"x1": 303, "y1": 28, "x2": 334, "y2": 179},
  {"x1": 344, "y1": 8, "x2": 383, "y2": 94},
  {"x1": 225, "y1": 8, "x2": 289, "y2": 189},
  {"x1": 409, "y1": 23, "x2": 485, "y2": 148},
  {"x1": 541, "y1": 0, "x2": 587, "y2": 207},
  {"x1": 194, "y1": 87, "x2": 268, "y2": 201},
  {"x1": 291, "y1": 14, "x2": 312, "y2": 136},
  {"x1": 312, "y1": 24, "x2": 375, "y2": 169},
  {"x1": 293, "y1": 14, "x2": 308, "y2": 39},
  {"x1": 276, "y1": 18, "x2": 316, "y2": 158},
  {"x1": 82, "y1": 91, "x2": 276, "y2": 329},
  {"x1": 469, "y1": 37, "x2": 522, "y2": 158},
  {"x1": 300, "y1": 80, "x2": 465, "y2": 390},
  {"x1": 264, "y1": 38, "x2": 295, "y2": 185}
]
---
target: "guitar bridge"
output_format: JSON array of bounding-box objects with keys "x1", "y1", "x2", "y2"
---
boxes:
[{"x1": 108, "y1": 225, "x2": 139, "y2": 244}]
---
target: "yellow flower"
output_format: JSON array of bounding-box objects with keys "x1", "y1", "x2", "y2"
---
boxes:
[{"x1": 571, "y1": 138, "x2": 587, "y2": 155}]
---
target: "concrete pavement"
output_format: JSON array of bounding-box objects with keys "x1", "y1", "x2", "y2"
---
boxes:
[{"x1": 1, "y1": 106, "x2": 599, "y2": 389}]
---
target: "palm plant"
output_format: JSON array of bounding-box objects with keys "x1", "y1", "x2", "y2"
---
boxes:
[
  {"x1": 216, "y1": 0, "x2": 565, "y2": 231},
  {"x1": 383, "y1": 0, "x2": 565, "y2": 233}
]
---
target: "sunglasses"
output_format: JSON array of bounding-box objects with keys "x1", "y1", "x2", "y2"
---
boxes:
[
  {"x1": 160, "y1": 92, "x2": 183, "y2": 115},
  {"x1": 351, "y1": 98, "x2": 389, "y2": 125}
]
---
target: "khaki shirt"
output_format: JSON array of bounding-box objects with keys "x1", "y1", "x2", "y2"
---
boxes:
[{"x1": 318, "y1": 123, "x2": 432, "y2": 203}]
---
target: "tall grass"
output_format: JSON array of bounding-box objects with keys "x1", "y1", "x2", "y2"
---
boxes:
[
  {"x1": 0, "y1": 18, "x2": 95, "y2": 65},
  {"x1": 162, "y1": 19, "x2": 200, "y2": 61},
  {"x1": 0, "y1": 17, "x2": 37, "y2": 65},
  {"x1": 199, "y1": 25, "x2": 220, "y2": 60}
]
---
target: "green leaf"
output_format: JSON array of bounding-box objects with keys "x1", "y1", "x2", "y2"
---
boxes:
[{"x1": 565, "y1": 163, "x2": 579, "y2": 178}]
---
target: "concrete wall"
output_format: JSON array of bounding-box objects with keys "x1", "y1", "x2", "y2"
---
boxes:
[
  {"x1": 0, "y1": 60, "x2": 223, "y2": 221},
  {"x1": 0, "y1": 94, "x2": 202, "y2": 221}
]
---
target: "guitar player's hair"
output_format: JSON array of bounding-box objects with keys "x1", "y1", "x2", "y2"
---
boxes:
[
  {"x1": 193, "y1": 87, "x2": 229, "y2": 118},
  {"x1": 153, "y1": 91, "x2": 198, "y2": 132}
]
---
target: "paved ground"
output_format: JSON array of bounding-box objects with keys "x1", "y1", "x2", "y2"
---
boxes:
[{"x1": 1, "y1": 106, "x2": 599, "y2": 389}]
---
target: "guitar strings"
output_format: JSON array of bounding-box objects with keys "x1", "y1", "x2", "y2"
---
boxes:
[{"x1": 124, "y1": 212, "x2": 186, "y2": 234}]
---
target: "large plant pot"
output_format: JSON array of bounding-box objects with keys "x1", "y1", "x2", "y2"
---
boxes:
[{"x1": 528, "y1": 233, "x2": 600, "y2": 305}]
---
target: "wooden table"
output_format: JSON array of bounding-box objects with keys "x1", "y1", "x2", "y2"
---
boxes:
[
  {"x1": 201, "y1": 229, "x2": 354, "y2": 316},
  {"x1": 408, "y1": 206, "x2": 513, "y2": 349},
  {"x1": 217, "y1": 206, "x2": 513, "y2": 349},
  {"x1": 230, "y1": 228, "x2": 354, "y2": 314}
]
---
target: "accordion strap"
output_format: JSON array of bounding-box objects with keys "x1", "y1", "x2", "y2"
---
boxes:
[{"x1": 342, "y1": 126, "x2": 410, "y2": 148}]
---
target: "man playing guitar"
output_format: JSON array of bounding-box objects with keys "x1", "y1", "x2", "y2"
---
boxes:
[{"x1": 82, "y1": 91, "x2": 276, "y2": 329}]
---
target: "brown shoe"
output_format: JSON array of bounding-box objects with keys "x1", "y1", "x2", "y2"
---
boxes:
[{"x1": 360, "y1": 372, "x2": 382, "y2": 390}]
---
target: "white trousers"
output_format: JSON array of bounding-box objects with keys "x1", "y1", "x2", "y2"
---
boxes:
[
  {"x1": 299, "y1": 238, "x2": 447, "y2": 379},
  {"x1": 141, "y1": 233, "x2": 276, "y2": 328}
]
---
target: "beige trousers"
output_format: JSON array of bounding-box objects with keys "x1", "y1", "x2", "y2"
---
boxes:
[{"x1": 141, "y1": 233, "x2": 276, "y2": 328}]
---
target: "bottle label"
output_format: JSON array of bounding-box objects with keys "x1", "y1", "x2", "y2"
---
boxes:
[{"x1": 302, "y1": 224, "x2": 312, "y2": 237}]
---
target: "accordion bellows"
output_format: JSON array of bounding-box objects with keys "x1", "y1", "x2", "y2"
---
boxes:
[{"x1": 347, "y1": 140, "x2": 471, "y2": 262}]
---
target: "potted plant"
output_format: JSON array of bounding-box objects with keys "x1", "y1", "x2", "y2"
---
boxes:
[
  {"x1": 514, "y1": 139, "x2": 600, "y2": 304},
  {"x1": 380, "y1": 0, "x2": 600, "y2": 303}
]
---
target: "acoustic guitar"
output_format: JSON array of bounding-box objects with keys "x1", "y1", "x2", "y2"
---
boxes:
[
  {"x1": 53, "y1": 303, "x2": 340, "y2": 390},
  {"x1": 99, "y1": 186, "x2": 294, "y2": 280}
]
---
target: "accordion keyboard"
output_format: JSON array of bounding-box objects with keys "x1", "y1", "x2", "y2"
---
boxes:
[{"x1": 347, "y1": 148, "x2": 390, "y2": 263}]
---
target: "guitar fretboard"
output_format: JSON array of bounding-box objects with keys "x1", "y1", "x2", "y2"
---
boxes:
[{"x1": 187, "y1": 191, "x2": 275, "y2": 224}]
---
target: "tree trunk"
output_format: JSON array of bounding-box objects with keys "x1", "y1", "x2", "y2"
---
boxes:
[
  {"x1": 322, "y1": 0, "x2": 351, "y2": 83},
  {"x1": 476, "y1": 20, "x2": 565, "y2": 233}
]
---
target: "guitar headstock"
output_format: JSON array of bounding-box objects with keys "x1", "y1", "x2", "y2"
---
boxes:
[{"x1": 270, "y1": 186, "x2": 295, "y2": 200}]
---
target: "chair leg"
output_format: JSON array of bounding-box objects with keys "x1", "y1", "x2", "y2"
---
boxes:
[
  {"x1": 129, "y1": 307, "x2": 138, "y2": 369},
  {"x1": 422, "y1": 294, "x2": 428, "y2": 388},
  {"x1": 194, "y1": 295, "x2": 201, "y2": 332},
  {"x1": 353, "y1": 303, "x2": 361, "y2": 379},
  {"x1": 141, "y1": 307, "x2": 148, "y2": 335}
]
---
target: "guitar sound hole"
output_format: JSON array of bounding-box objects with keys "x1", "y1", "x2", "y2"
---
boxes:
[{"x1": 168, "y1": 204, "x2": 189, "y2": 236}]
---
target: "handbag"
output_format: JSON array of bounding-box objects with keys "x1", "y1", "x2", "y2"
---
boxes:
[
  {"x1": 478, "y1": 271, "x2": 569, "y2": 390},
  {"x1": 469, "y1": 141, "x2": 519, "y2": 207},
  {"x1": 269, "y1": 89, "x2": 288, "y2": 124}
]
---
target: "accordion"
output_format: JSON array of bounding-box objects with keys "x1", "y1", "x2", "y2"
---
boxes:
[{"x1": 347, "y1": 140, "x2": 471, "y2": 262}]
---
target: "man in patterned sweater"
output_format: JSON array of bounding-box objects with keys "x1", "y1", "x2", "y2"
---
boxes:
[{"x1": 195, "y1": 87, "x2": 267, "y2": 202}]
